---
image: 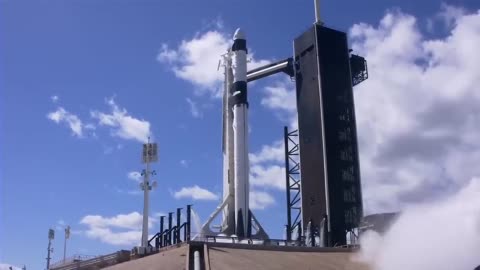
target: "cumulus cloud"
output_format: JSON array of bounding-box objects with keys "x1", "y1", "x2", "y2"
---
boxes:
[
  {"x1": 250, "y1": 164, "x2": 285, "y2": 190},
  {"x1": 81, "y1": 212, "x2": 151, "y2": 230},
  {"x1": 51, "y1": 95, "x2": 59, "y2": 103},
  {"x1": 127, "y1": 171, "x2": 142, "y2": 183},
  {"x1": 83, "y1": 226, "x2": 141, "y2": 246},
  {"x1": 158, "y1": 31, "x2": 229, "y2": 95},
  {"x1": 157, "y1": 29, "x2": 269, "y2": 97},
  {"x1": 80, "y1": 212, "x2": 155, "y2": 246},
  {"x1": 356, "y1": 177, "x2": 480, "y2": 270},
  {"x1": 248, "y1": 139, "x2": 289, "y2": 191},
  {"x1": 173, "y1": 185, "x2": 219, "y2": 200},
  {"x1": 47, "y1": 107, "x2": 84, "y2": 137},
  {"x1": 350, "y1": 7, "x2": 480, "y2": 214},
  {"x1": 248, "y1": 80, "x2": 297, "y2": 191},
  {"x1": 250, "y1": 190, "x2": 275, "y2": 210},
  {"x1": 249, "y1": 140, "x2": 285, "y2": 165},
  {"x1": 260, "y1": 79, "x2": 297, "y2": 128},
  {"x1": 91, "y1": 98, "x2": 151, "y2": 143}
]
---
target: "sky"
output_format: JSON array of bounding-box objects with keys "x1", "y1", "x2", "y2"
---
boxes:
[{"x1": 1, "y1": 0, "x2": 480, "y2": 269}]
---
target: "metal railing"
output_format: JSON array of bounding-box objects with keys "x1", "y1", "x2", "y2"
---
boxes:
[
  {"x1": 50, "y1": 250, "x2": 130, "y2": 270},
  {"x1": 193, "y1": 235, "x2": 304, "y2": 247}
]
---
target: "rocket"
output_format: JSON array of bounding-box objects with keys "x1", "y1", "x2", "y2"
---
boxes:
[
  {"x1": 201, "y1": 28, "x2": 267, "y2": 239},
  {"x1": 231, "y1": 28, "x2": 250, "y2": 237}
]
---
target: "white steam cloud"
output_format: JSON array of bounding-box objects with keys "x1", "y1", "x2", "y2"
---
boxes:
[{"x1": 356, "y1": 177, "x2": 480, "y2": 270}]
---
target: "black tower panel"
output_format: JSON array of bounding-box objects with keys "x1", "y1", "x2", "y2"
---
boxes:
[{"x1": 294, "y1": 25, "x2": 363, "y2": 246}]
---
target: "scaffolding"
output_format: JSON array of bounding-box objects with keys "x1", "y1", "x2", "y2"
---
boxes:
[{"x1": 284, "y1": 127, "x2": 302, "y2": 241}]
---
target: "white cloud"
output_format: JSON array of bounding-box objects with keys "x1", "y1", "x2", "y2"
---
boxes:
[
  {"x1": 81, "y1": 212, "x2": 150, "y2": 230},
  {"x1": 83, "y1": 226, "x2": 141, "y2": 246},
  {"x1": 47, "y1": 107, "x2": 84, "y2": 137},
  {"x1": 186, "y1": 98, "x2": 202, "y2": 118},
  {"x1": 261, "y1": 80, "x2": 297, "y2": 115},
  {"x1": 127, "y1": 171, "x2": 142, "y2": 183},
  {"x1": 91, "y1": 98, "x2": 151, "y2": 143},
  {"x1": 157, "y1": 43, "x2": 178, "y2": 62},
  {"x1": 248, "y1": 140, "x2": 288, "y2": 190},
  {"x1": 248, "y1": 79, "x2": 297, "y2": 191},
  {"x1": 249, "y1": 140, "x2": 284, "y2": 165},
  {"x1": 158, "y1": 31, "x2": 228, "y2": 94},
  {"x1": 249, "y1": 190, "x2": 275, "y2": 210},
  {"x1": 84, "y1": 123, "x2": 96, "y2": 130},
  {"x1": 349, "y1": 8, "x2": 480, "y2": 213},
  {"x1": 250, "y1": 164, "x2": 285, "y2": 190},
  {"x1": 173, "y1": 185, "x2": 219, "y2": 201},
  {"x1": 0, "y1": 264, "x2": 22, "y2": 270},
  {"x1": 80, "y1": 212, "x2": 155, "y2": 246},
  {"x1": 157, "y1": 29, "x2": 269, "y2": 97},
  {"x1": 261, "y1": 80, "x2": 298, "y2": 129},
  {"x1": 51, "y1": 95, "x2": 59, "y2": 103},
  {"x1": 356, "y1": 177, "x2": 480, "y2": 270}
]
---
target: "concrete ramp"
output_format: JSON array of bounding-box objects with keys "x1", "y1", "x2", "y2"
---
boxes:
[
  {"x1": 103, "y1": 245, "x2": 188, "y2": 270},
  {"x1": 100, "y1": 242, "x2": 370, "y2": 270},
  {"x1": 207, "y1": 244, "x2": 370, "y2": 270}
]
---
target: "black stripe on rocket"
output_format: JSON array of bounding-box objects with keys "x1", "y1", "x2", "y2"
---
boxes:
[{"x1": 231, "y1": 33, "x2": 248, "y2": 107}]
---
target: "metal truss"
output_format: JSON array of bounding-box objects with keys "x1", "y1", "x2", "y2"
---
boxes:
[{"x1": 284, "y1": 127, "x2": 302, "y2": 241}]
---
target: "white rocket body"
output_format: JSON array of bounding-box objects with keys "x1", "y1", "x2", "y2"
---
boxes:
[
  {"x1": 231, "y1": 29, "x2": 250, "y2": 236},
  {"x1": 201, "y1": 28, "x2": 267, "y2": 239}
]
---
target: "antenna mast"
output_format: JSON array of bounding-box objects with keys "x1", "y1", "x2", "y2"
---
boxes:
[
  {"x1": 46, "y1": 229, "x2": 54, "y2": 270},
  {"x1": 314, "y1": 0, "x2": 321, "y2": 23},
  {"x1": 140, "y1": 137, "x2": 158, "y2": 251}
]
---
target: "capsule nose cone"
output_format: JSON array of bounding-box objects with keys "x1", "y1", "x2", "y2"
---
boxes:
[{"x1": 233, "y1": 28, "x2": 246, "y2": 40}]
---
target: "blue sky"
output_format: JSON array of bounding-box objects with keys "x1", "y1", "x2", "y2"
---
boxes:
[{"x1": 1, "y1": 0, "x2": 480, "y2": 269}]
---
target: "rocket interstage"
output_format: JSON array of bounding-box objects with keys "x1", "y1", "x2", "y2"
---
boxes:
[{"x1": 201, "y1": 28, "x2": 268, "y2": 240}]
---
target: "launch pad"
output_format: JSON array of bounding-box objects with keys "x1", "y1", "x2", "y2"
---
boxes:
[
  {"x1": 197, "y1": 21, "x2": 368, "y2": 246},
  {"x1": 139, "y1": 18, "x2": 369, "y2": 258},
  {"x1": 97, "y1": 242, "x2": 370, "y2": 270}
]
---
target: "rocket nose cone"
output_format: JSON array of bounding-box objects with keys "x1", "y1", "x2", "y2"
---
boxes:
[{"x1": 233, "y1": 28, "x2": 246, "y2": 40}]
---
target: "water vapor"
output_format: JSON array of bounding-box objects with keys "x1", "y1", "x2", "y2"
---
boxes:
[{"x1": 356, "y1": 178, "x2": 480, "y2": 270}]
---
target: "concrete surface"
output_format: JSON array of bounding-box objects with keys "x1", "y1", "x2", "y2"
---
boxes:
[
  {"x1": 207, "y1": 246, "x2": 371, "y2": 270},
  {"x1": 103, "y1": 245, "x2": 188, "y2": 270},
  {"x1": 101, "y1": 242, "x2": 371, "y2": 270}
]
